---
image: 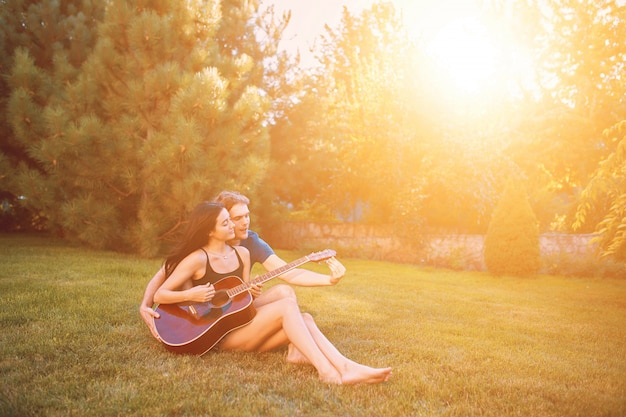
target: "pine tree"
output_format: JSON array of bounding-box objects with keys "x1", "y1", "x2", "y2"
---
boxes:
[
  {"x1": 1, "y1": 0, "x2": 103, "y2": 225},
  {"x1": 5, "y1": 0, "x2": 284, "y2": 256},
  {"x1": 484, "y1": 178, "x2": 541, "y2": 276}
]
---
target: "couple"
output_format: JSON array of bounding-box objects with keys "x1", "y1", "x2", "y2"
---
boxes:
[{"x1": 140, "y1": 191, "x2": 392, "y2": 385}]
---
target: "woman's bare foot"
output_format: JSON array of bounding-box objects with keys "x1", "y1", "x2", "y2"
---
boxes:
[
  {"x1": 339, "y1": 363, "x2": 393, "y2": 385},
  {"x1": 286, "y1": 344, "x2": 342, "y2": 384},
  {"x1": 318, "y1": 365, "x2": 343, "y2": 384},
  {"x1": 286, "y1": 343, "x2": 310, "y2": 365},
  {"x1": 319, "y1": 372, "x2": 343, "y2": 384},
  {"x1": 287, "y1": 345, "x2": 391, "y2": 385}
]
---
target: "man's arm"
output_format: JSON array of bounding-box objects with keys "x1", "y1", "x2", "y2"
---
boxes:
[
  {"x1": 139, "y1": 266, "x2": 167, "y2": 339},
  {"x1": 261, "y1": 254, "x2": 346, "y2": 286},
  {"x1": 243, "y1": 230, "x2": 345, "y2": 286}
]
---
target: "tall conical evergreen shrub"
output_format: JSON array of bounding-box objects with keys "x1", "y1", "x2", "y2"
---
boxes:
[{"x1": 484, "y1": 179, "x2": 541, "y2": 276}]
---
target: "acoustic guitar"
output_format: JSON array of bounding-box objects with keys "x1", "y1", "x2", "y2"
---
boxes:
[{"x1": 153, "y1": 249, "x2": 336, "y2": 355}]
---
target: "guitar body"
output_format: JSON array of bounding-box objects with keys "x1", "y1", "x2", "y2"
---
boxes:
[{"x1": 153, "y1": 275, "x2": 256, "y2": 355}]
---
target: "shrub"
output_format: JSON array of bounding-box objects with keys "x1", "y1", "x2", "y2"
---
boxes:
[
  {"x1": 484, "y1": 179, "x2": 541, "y2": 276},
  {"x1": 542, "y1": 252, "x2": 626, "y2": 279}
]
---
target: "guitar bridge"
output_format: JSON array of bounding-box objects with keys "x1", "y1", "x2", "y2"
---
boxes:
[{"x1": 187, "y1": 305, "x2": 199, "y2": 318}]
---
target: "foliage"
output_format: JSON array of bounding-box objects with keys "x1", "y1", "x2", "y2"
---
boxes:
[
  {"x1": 574, "y1": 121, "x2": 626, "y2": 261},
  {"x1": 1, "y1": 0, "x2": 625, "y2": 255},
  {"x1": 2, "y1": 0, "x2": 289, "y2": 256},
  {"x1": 484, "y1": 0, "x2": 626, "y2": 231},
  {"x1": 484, "y1": 178, "x2": 541, "y2": 276},
  {"x1": 0, "y1": 0, "x2": 104, "y2": 231},
  {"x1": 0, "y1": 0, "x2": 104, "y2": 159},
  {"x1": 2, "y1": 235, "x2": 626, "y2": 416},
  {"x1": 542, "y1": 250, "x2": 626, "y2": 279},
  {"x1": 269, "y1": 0, "x2": 625, "y2": 239},
  {"x1": 266, "y1": 2, "x2": 435, "y2": 240},
  {"x1": 0, "y1": 191, "x2": 46, "y2": 232}
]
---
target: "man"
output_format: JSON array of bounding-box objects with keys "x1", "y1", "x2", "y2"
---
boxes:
[{"x1": 139, "y1": 191, "x2": 346, "y2": 339}]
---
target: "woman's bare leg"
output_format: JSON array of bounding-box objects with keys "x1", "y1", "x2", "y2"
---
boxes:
[
  {"x1": 296, "y1": 313, "x2": 392, "y2": 384},
  {"x1": 239, "y1": 304, "x2": 392, "y2": 384},
  {"x1": 286, "y1": 343, "x2": 310, "y2": 364},
  {"x1": 253, "y1": 284, "x2": 296, "y2": 308},
  {"x1": 219, "y1": 298, "x2": 342, "y2": 384}
]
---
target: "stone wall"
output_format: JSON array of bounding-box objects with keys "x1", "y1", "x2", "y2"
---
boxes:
[{"x1": 265, "y1": 221, "x2": 596, "y2": 270}]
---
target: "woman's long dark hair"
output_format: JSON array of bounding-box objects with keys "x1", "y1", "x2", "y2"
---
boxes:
[{"x1": 164, "y1": 202, "x2": 225, "y2": 277}]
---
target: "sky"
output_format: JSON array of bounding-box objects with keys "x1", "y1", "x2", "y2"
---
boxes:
[
  {"x1": 266, "y1": 0, "x2": 484, "y2": 66},
  {"x1": 264, "y1": 0, "x2": 506, "y2": 94}
]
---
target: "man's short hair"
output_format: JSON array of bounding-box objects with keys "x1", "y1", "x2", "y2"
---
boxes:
[{"x1": 214, "y1": 191, "x2": 250, "y2": 211}]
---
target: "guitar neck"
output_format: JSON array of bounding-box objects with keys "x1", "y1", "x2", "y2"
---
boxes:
[{"x1": 227, "y1": 255, "x2": 314, "y2": 297}]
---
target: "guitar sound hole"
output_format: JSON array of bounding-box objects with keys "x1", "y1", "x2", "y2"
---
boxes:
[{"x1": 211, "y1": 290, "x2": 231, "y2": 308}]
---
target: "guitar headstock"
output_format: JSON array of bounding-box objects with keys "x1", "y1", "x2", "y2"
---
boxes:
[{"x1": 307, "y1": 249, "x2": 337, "y2": 262}]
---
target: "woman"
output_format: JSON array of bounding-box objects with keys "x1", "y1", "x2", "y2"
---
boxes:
[
  {"x1": 154, "y1": 201, "x2": 392, "y2": 385},
  {"x1": 139, "y1": 190, "x2": 346, "y2": 340}
]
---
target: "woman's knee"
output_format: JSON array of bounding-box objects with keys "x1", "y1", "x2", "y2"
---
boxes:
[
  {"x1": 272, "y1": 284, "x2": 296, "y2": 300},
  {"x1": 274, "y1": 296, "x2": 302, "y2": 315},
  {"x1": 259, "y1": 296, "x2": 300, "y2": 317}
]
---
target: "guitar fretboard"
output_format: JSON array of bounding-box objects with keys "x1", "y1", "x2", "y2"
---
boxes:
[{"x1": 226, "y1": 256, "x2": 312, "y2": 297}]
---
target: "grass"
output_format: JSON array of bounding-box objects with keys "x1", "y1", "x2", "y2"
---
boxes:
[{"x1": 1, "y1": 233, "x2": 625, "y2": 417}]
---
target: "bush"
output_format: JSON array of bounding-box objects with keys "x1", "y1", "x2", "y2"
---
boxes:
[
  {"x1": 542, "y1": 252, "x2": 626, "y2": 279},
  {"x1": 484, "y1": 179, "x2": 541, "y2": 276}
]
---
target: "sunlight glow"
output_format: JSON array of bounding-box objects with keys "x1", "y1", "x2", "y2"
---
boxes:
[
  {"x1": 268, "y1": 0, "x2": 537, "y2": 97},
  {"x1": 269, "y1": 0, "x2": 377, "y2": 69},
  {"x1": 426, "y1": 17, "x2": 497, "y2": 94}
]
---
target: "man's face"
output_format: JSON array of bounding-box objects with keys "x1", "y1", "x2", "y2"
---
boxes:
[{"x1": 228, "y1": 203, "x2": 250, "y2": 241}]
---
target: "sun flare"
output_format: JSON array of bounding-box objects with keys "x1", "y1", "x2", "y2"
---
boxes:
[
  {"x1": 269, "y1": 0, "x2": 533, "y2": 97},
  {"x1": 426, "y1": 16, "x2": 498, "y2": 94}
]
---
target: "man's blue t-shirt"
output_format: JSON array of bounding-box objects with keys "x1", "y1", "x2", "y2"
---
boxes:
[{"x1": 239, "y1": 230, "x2": 274, "y2": 267}]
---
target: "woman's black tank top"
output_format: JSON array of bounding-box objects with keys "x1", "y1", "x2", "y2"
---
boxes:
[{"x1": 193, "y1": 246, "x2": 244, "y2": 286}]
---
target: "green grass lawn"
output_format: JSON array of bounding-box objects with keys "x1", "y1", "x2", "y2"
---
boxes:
[{"x1": 1, "y1": 234, "x2": 625, "y2": 416}]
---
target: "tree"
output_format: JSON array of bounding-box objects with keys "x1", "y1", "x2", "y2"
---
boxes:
[
  {"x1": 0, "y1": 0, "x2": 104, "y2": 153},
  {"x1": 5, "y1": 0, "x2": 285, "y2": 256},
  {"x1": 574, "y1": 121, "x2": 626, "y2": 261},
  {"x1": 266, "y1": 2, "x2": 437, "y2": 240},
  {"x1": 484, "y1": 178, "x2": 541, "y2": 276},
  {"x1": 0, "y1": 0, "x2": 104, "y2": 225},
  {"x1": 483, "y1": 0, "x2": 626, "y2": 231}
]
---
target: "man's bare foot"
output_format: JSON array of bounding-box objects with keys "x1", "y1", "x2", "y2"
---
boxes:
[
  {"x1": 286, "y1": 343, "x2": 310, "y2": 365},
  {"x1": 340, "y1": 364, "x2": 393, "y2": 385}
]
